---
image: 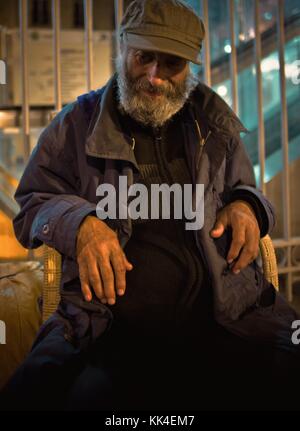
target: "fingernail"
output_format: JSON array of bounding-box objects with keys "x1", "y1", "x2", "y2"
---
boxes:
[
  {"x1": 233, "y1": 269, "x2": 240, "y2": 274},
  {"x1": 101, "y1": 298, "x2": 107, "y2": 304},
  {"x1": 117, "y1": 289, "x2": 124, "y2": 295},
  {"x1": 228, "y1": 259, "x2": 233, "y2": 264},
  {"x1": 108, "y1": 298, "x2": 115, "y2": 305}
]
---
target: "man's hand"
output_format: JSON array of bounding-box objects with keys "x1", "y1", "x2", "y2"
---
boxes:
[
  {"x1": 76, "y1": 216, "x2": 133, "y2": 304},
  {"x1": 210, "y1": 200, "x2": 260, "y2": 274}
]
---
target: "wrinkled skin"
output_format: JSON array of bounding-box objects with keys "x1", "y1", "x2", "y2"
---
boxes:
[
  {"x1": 210, "y1": 200, "x2": 260, "y2": 274},
  {"x1": 76, "y1": 216, "x2": 133, "y2": 304}
]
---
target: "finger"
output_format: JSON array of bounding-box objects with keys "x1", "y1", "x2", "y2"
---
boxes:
[
  {"x1": 78, "y1": 261, "x2": 92, "y2": 302},
  {"x1": 111, "y1": 251, "x2": 127, "y2": 296},
  {"x1": 98, "y1": 255, "x2": 115, "y2": 305},
  {"x1": 232, "y1": 230, "x2": 259, "y2": 273},
  {"x1": 86, "y1": 259, "x2": 105, "y2": 301},
  {"x1": 227, "y1": 224, "x2": 246, "y2": 264},
  {"x1": 124, "y1": 255, "x2": 133, "y2": 271},
  {"x1": 210, "y1": 213, "x2": 228, "y2": 238}
]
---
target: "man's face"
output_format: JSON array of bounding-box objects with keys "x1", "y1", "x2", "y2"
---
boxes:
[
  {"x1": 116, "y1": 46, "x2": 198, "y2": 128},
  {"x1": 126, "y1": 48, "x2": 189, "y2": 93}
]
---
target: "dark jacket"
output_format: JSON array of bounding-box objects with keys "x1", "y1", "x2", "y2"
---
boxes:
[{"x1": 13, "y1": 76, "x2": 299, "y2": 351}]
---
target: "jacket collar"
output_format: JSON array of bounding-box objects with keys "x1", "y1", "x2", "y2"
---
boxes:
[
  {"x1": 181, "y1": 84, "x2": 247, "y2": 192},
  {"x1": 181, "y1": 103, "x2": 228, "y2": 193},
  {"x1": 85, "y1": 74, "x2": 139, "y2": 171},
  {"x1": 193, "y1": 82, "x2": 248, "y2": 136},
  {"x1": 85, "y1": 75, "x2": 247, "y2": 184}
]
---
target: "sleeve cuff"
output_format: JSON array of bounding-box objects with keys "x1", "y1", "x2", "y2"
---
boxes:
[
  {"x1": 30, "y1": 195, "x2": 97, "y2": 259},
  {"x1": 229, "y1": 188, "x2": 270, "y2": 237}
]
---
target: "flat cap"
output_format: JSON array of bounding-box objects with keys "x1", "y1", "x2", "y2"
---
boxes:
[{"x1": 119, "y1": 0, "x2": 205, "y2": 65}]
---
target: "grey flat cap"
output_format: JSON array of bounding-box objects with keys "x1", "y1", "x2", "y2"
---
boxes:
[{"x1": 119, "y1": 0, "x2": 205, "y2": 65}]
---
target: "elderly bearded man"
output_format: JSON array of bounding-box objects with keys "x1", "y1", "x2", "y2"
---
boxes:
[{"x1": 2, "y1": 0, "x2": 300, "y2": 411}]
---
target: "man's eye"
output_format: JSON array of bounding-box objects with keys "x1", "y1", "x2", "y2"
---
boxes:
[
  {"x1": 136, "y1": 52, "x2": 154, "y2": 65},
  {"x1": 166, "y1": 59, "x2": 185, "y2": 70}
]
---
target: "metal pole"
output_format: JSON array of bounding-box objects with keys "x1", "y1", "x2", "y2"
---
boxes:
[
  {"x1": 0, "y1": 26, "x2": 8, "y2": 103},
  {"x1": 0, "y1": 26, "x2": 7, "y2": 59},
  {"x1": 52, "y1": 0, "x2": 62, "y2": 111},
  {"x1": 277, "y1": 0, "x2": 292, "y2": 301},
  {"x1": 254, "y1": 0, "x2": 266, "y2": 194},
  {"x1": 229, "y1": 0, "x2": 238, "y2": 115},
  {"x1": 202, "y1": 0, "x2": 211, "y2": 87},
  {"x1": 19, "y1": 0, "x2": 30, "y2": 161},
  {"x1": 114, "y1": 0, "x2": 124, "y2": 56},
  {"x1": 84, "y1": 0, "x2": 93, "y2": 92}
]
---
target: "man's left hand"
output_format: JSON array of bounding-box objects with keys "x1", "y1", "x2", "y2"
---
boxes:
[{"x1": 210, "y1": 200, "x2": 260, "y2": 274}]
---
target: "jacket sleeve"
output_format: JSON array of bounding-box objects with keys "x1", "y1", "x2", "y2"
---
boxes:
[
  {"x1": 13, "y1": 104, "x2": 96, "y2": 260},
  {"x1": 224, "y1": 135, "x2": 275, "y2": 237}
]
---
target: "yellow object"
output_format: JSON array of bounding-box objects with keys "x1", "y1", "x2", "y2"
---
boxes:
[
  {"x1": 0, "y1": 261, "x2": 43, "y2": 389},
  {"x1": 259, "y1": 235, "x2": 279, "y2": 291},
  {"x1": 43, "y1": 246, "x2": 61, "y2": 323},
  {"x1": 0, "y1": 211, "x2": 28, "y2": 260}
]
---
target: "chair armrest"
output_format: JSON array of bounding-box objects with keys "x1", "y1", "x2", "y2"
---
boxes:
[
  {"x1": 43, "y1": 245, "x2": 61, "y2": 322},
  {"x1": 259, "y1": 235, "x2": 279, "y2": 291}
]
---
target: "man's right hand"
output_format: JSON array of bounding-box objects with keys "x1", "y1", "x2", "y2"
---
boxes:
[{"x1": 76, "y1": 216, "x2": 133, "y2": 305}]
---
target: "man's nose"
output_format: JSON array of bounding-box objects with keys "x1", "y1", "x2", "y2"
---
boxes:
[{"x1": 147, "y1": 62, "x2": 164, "y2": 86}]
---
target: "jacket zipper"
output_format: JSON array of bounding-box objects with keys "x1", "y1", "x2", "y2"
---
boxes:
[
  {"x1": 193, "y1": 119, "x2": 213, "y2": 283},
  {"x1": 194, "y1": 120, "x2": 211, "y2": 170}
]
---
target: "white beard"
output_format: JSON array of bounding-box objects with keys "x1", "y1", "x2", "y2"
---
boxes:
[{"x1": 116, "y1": 56, "x2": 199, "y2": 128}]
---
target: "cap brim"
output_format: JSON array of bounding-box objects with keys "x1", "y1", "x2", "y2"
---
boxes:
[{"x1": 123, "y1": 33, "x2": 201, "y2": 65}]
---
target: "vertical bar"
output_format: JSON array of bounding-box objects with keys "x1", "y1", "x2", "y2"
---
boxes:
[
  {"x1": 84, "y1": 0, "x2": 93, "y2": 92},
  {"x1": 254, "y1": 0, "x2": 266, "y2": 194},
  {"x1": 0, "y1": 26, "x2": 7, "y2": 59},
  {"x1": 229, "y1": 0, "x2": 238, "y2": 114},
  {"x1": 0, "y1": 26, "x2": 8, "y2": 104},
  {"x1": 114, "y1": 0, "x2": 124, "y2": 56},
  {"x1": 19, "y1": 0, "x2": 30, "y2": 160},
  {"x1": 202, "y1": 0, "x2": 211, "y2": 86},
  {"x1": 52, "y1": 0, "x2": 62, "y2": 111},
  {"x1": 277, "y1": 0, "x2": 292, "y2": 301}
]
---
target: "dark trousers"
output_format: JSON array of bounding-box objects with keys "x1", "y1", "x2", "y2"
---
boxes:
[
  {"x1": 1, "y1": 318, "x2": 300, "y2": 411},
  {"x1": 66, "y1": 321, "x2": 300, "y2": 411}
]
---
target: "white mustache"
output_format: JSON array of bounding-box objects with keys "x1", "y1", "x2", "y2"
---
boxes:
[{"x1": 134, "y1": 79, "x2": 175, "y2": 97}]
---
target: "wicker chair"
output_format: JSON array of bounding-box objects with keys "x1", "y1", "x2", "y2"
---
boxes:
[{"x1": 42, "y1": 235, "x2": 279, "y2": 322}]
